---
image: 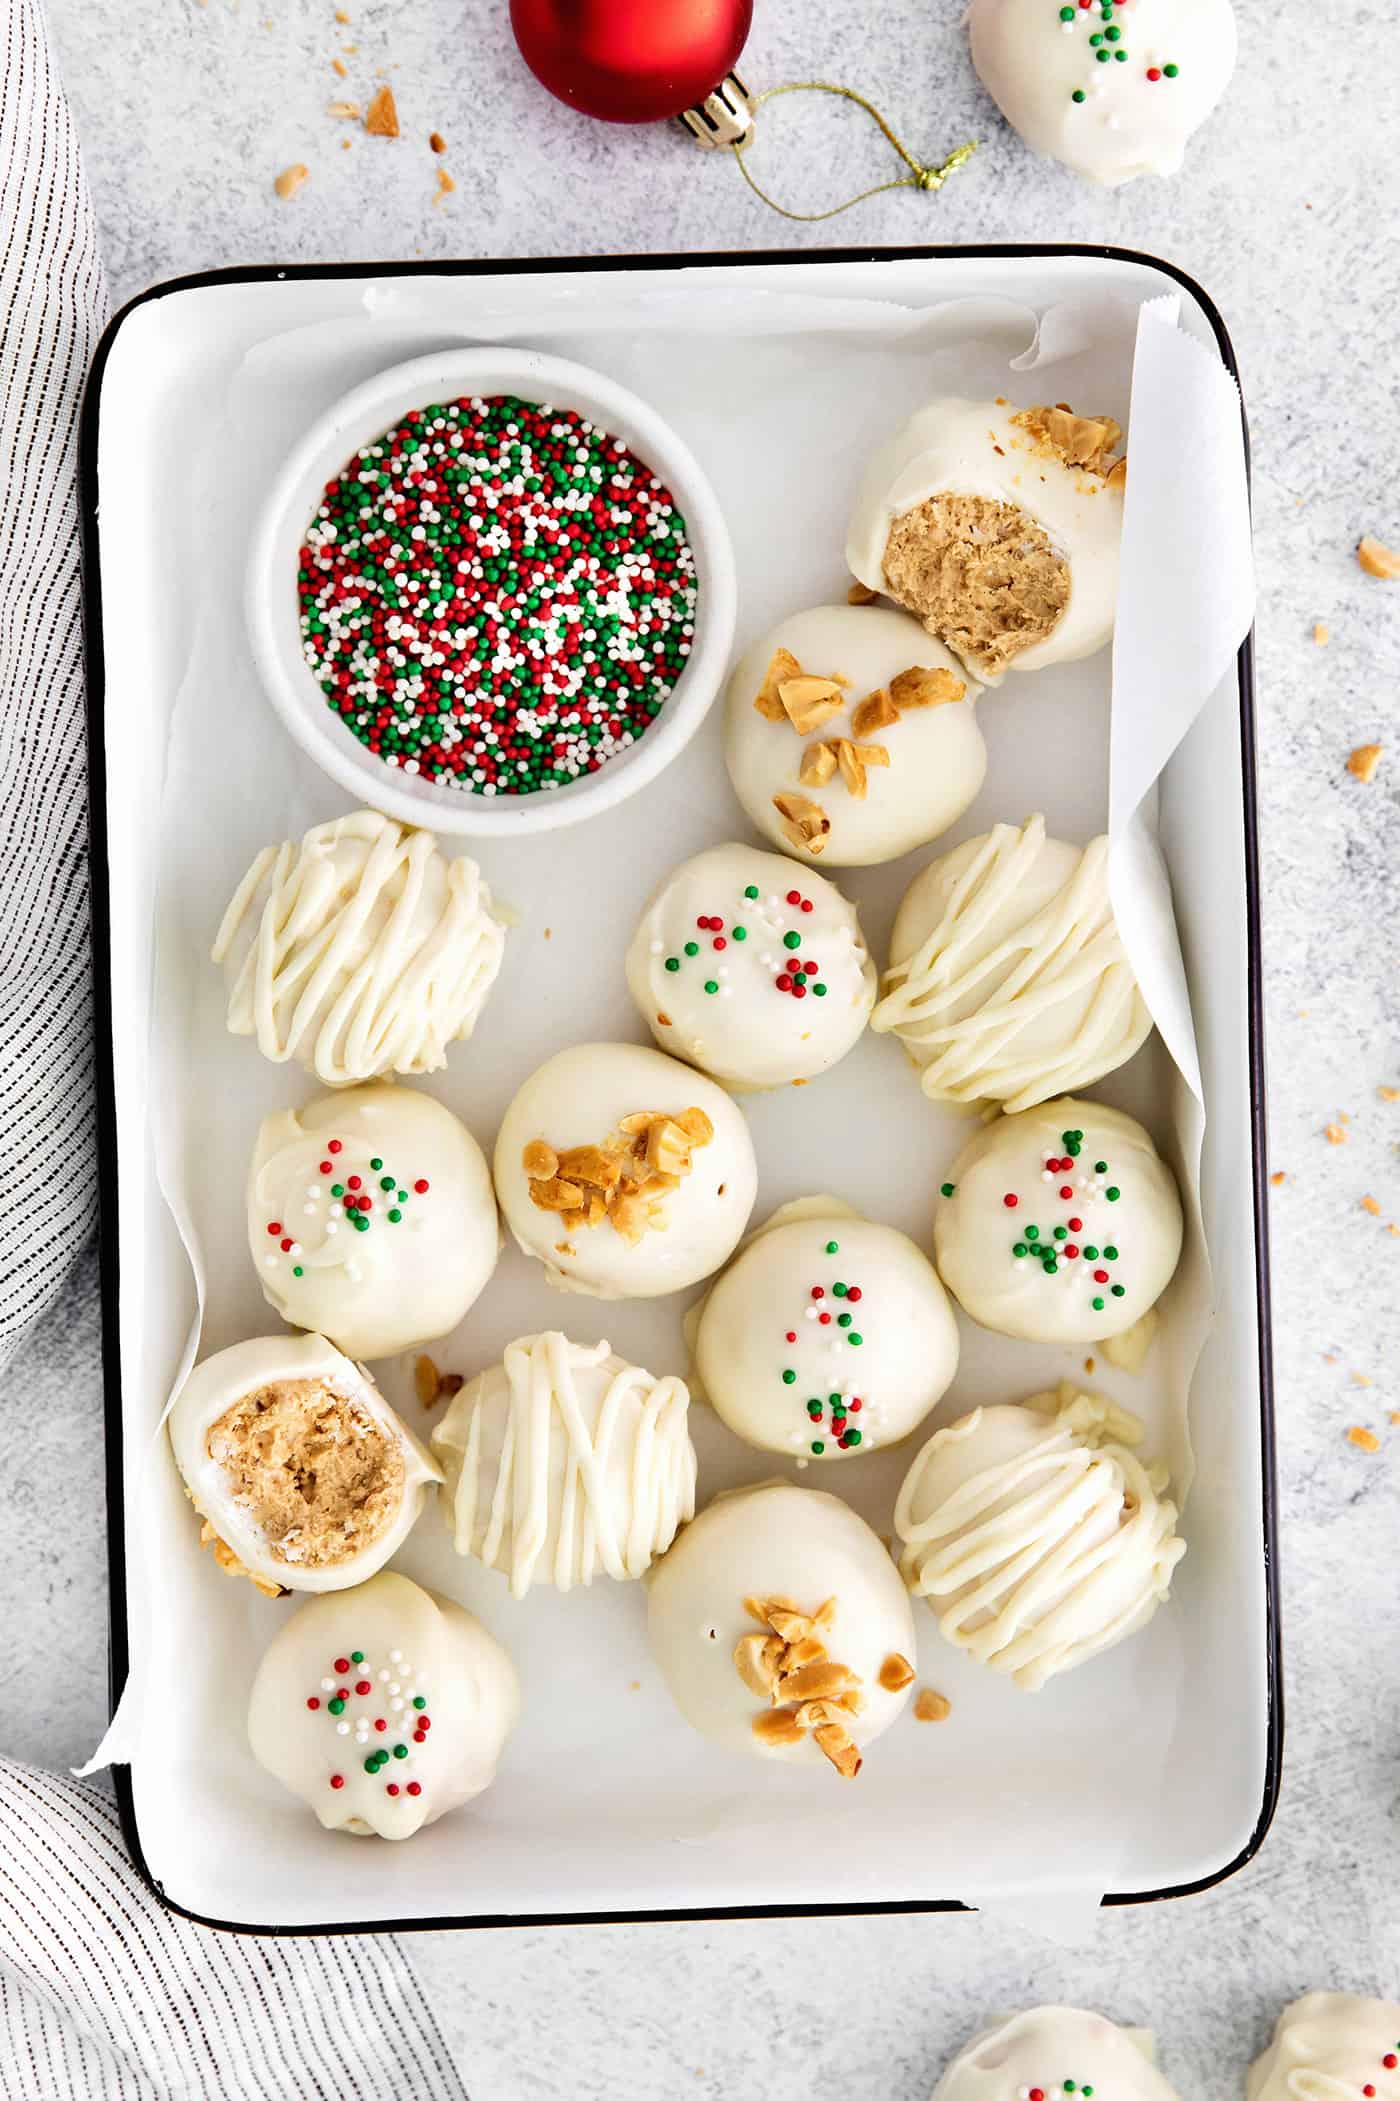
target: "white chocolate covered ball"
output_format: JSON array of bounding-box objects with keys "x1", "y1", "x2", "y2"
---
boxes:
[
  {"x1": 724, "y1": 604, "x2": 986, "y2": 867},
  {"x1": 693, "y1": 1199, "x2": 959, "y2": 1462},
  {"x1": 895, "y1": 1387, "x2": 1185, "y2": 1689},
  {"x1": 247, "y1": 1083, "x2": 499, "y2": 1361},
  {"x1": 625, "y1": 842, "x2": 877, "y2": 1090},
  {"x1": 1249, "y1": 1995, "x2": 1400, "y2": 2101},
  {"x1": 494, "y1": 1042, "x2": 757, "y2": 1299},
  {"x1": 874, "y1": 814, "x2": 1152, "y2": 1111},
  {"x1": 168, "y1": 1333, "x2": 440, "y2": 1594},
  {"x1": 932, "y1": 2008, "x2": 1183, "y2": 2101},
  {"x1": 433, "y1": 1331, "x2": 697, "y2": 1597},
  {"x1": 646, "y1": 1482, "x2": 916, "y2": 1773},
  {"x1": 969, "y1": 0, "x2": 1237, "y2": 189},
  {"x1": 846, "y1": 399, "x2": 1124, "y2": 682},
  {"x1": 934, "y1": 1097, "x2": 1182, "y2": 1343},
  {"x1": 213, "y1": 808, "x2": 507, "y2": 1086},
  {"x1": 247, "y1": 1570, "x2": 518, "y2": 1840}
]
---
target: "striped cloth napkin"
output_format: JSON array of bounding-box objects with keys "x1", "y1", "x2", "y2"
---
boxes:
[{"x1": 0, "y1": 5, "x2": 468, "y2": 2090}]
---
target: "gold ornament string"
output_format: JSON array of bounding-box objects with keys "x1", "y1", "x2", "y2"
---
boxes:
[{"x1": 731, "y1": 81, "x2": 977, "y2": 221}]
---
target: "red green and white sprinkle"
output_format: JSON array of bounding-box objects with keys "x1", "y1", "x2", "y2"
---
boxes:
[
  {"x1": 306, "y1": 1645, "x2": 433, "y2": 1799},
  {"x1": 778, "y1": 1236, "x2": 873, "y2": 1456},
  {"x1": 297, "y1": 393, "x2": 698, "y2": 795}
]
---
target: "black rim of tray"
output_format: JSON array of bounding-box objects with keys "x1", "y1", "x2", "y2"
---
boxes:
[{"x1": 80, "y1": 243, "x2": 1280, "y2": 1938}]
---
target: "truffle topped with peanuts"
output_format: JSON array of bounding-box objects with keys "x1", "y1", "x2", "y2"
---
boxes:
[
  {"x1": 645, "y1": 1480, "x2": 917, "y2": 1775},
  {"x1": 724, "y1": 603, "x2": 986, "y2": 867},
  {"x1": 493, "y1": 1041, "x2": 758, "y2": 1299}
]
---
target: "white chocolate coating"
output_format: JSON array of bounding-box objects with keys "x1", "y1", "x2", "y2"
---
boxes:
[
  {"x1": 934, "y1": 1096, "x2": 1182, "y2": 1342},
  {"x1": 694, "y1": 1201, "x2": 959, "y2": 1462},
  {"x1": 969, "y1": 0, "x2": 1237, "y2": 189},
  {"x1": 247, "y1": 1083, "x2": 499, "y2": 1360},
  {"x1": 896, "y1": 1388, "x2": 1185, "y2": 1690},
  {"x1": 845, "y1": 400, "x2": 1123, "y2": 680},
  {"x1": 933, "y1": 2008, "x2": 1180, "y2": 2101},
  {"x1": 724, "y1": 605, "x2": 986, "y2": 867},
  {"x1": 646, "y1": 1482, "x2": 916, "y2": 1765},
  {"x1": 168, "y1": 1333, "x2": 440, "y2": 1593},
  {"x1": 874, "y1": 815, "x2": 1152, "y2": 1112},
  {"x1": 433, "y1": 1331, "x2": 697, "y2": 1598},
  {"x1": 213, "y1": 809, "x2": 507, "y2": 1086},
  {"x1": 494, "y1": 1042, "x2": 757, "y2": 1299},
  {"x1": 625, "y1": 842, "x2": 877, "y2": 1090},
  {"x1": 1249, "y1": 1995, "x2": 1400, "y2": 2101},
  {"x1": 247, "y1": 1570, "x2": 518, "y2": 1839}
]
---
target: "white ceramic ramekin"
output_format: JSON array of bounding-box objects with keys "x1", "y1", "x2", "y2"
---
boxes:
[{"x1": 246, "y1": 348, "x2": 737, "y2": 837}]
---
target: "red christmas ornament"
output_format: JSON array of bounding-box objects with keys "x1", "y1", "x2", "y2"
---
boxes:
[{"x1": 509, "y1": 0, "x2": 753, "y2": 126}]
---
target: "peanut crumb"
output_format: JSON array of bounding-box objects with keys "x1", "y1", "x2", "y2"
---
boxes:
[
  {"x1": 341, "y1": 138, "x2": 351, "y2": 150},
  {"x1": 1378, "y1": 1086, "x2": 1399, "y2": 1102},
  {"x1": 1390, "y1": 1414, "x2": 1400, "y2": 1426},
  {"x1": 1347, "y1": 1426, "x2": 1380, "y2": 1452},
  {"x1": 414, "y1": 1355, "x2": 441, "y2": 1409},
  {"x1": 434, "y1": 167, "x2": 455, "y2": 201},
  {"x1": 1362, "y1": 1195, "x2": 1382, "y2": 1216},
  {"x1": 274, "y1": 162, "x2": 310, "y2": 200},
  {"x1": 429, "y1": 129, "x2": 447, "y2": 153},
  {"x1": 1084, "y1": 1356, "x2": 1095, "y2": 1375},
  {"x1": 1312, "y1": 622, "x2": 1329, "y2": 645},
  {"x1": 1347, "y1": 743, "x2": 1383, "y2": 783},
  {"x1": 847, "y1": 580, "x2": 875, "y2": 605},
  {"x1": 914, "y1": 1689, "x2": 951, "y2": 1723},
  {"x1": 365, "y1": 84, "x2": 399, "y2": 136},
  {"x1": 1357, "y1": 535, "x2": 1400, "y2": 579},
  {"x1": 331, "y1": 56, "x2": 346, "y2": 74},
  {"x1": 335, "y1": 6, "x2": 350, "y2": 17},
  {"x1": 1270, "y1": 1170, "x2": 1288, "y2": 1186},
  {"x1": 878, "y1": 1652, "x2": 915, "y2": 1693},
  {"x1": 1352, "y1": 1371, "x2": 1373, "y2": 1387},
  {"x1": 1324, "y1": 1123, "x2": 1347, "y2": 1145},
  {"x1": 327, "y1": 100, "x2": 360, "y2": 117}
]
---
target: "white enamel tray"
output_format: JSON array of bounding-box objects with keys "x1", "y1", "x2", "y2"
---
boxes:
[{"x1": 82, "y1": 247, "x2": 1278, "y2": 1934}]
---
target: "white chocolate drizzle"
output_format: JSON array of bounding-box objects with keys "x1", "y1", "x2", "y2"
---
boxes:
[
  {"x1": 873, "y1": 815, "x2": 1149, "y2": 1111},
  {"x1": 213, "y1": 809, "x2": 506, "y2": 1085},
  {"x1": 439, "y1": 1333, "x2": 696, "y2": 1598},
  {"x1": 895, "y1": 1389, "x2": 1184, "y2": 1690}
]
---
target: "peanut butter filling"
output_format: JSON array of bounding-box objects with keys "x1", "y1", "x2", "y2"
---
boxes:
[
  {"x1": 206, "y1": 1377, "x2": 404, "y2": 1570},
  {"x1": 881, "y1": 491, "x2": 1071, "y2": 676}
]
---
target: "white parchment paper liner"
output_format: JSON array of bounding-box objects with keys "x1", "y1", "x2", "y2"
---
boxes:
[{"x1": 85, "y1": 280, "x2": 1255, "y2": 1923}]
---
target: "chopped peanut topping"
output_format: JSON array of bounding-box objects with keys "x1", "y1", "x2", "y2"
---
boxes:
[
  {"x1": 414, "y1": 1354, "x2": 442, "y2": 1409},
  {"x1": 847, "y1": 580, "x2": 876, "y2": 605},
  {"x1": 890, "y1": 664, "x2": 966, "y2": 710},
  {"x1": 1313, "y1": 622, "x2": 1330, "y2": 646},
  {"x1": 850, "y1": 686, "x2": 900, "y2": 738},
  {"x1": 914, "y1": 1688, "x2": 951, "y2": 1722},
  {"x1": 523, "y1": 1107, "x2": 712, "y2": 1247},
  {"x1": 1357, "y1": 536, "x2": 1400, "y2": 579},
  {"x1": 274, "y1": 163, "x2": 310, "y2": 200},
  {"x1": 878, "y1": 1652, "x2": 916, "y2": 1693},
  {"x1": 1347, "y1": 743, "x2": 1383, "y2": 783},
  {"x1": 1011, "y1": 403, "x2": 1124, "y2": 476},
  {"x1": 753, "y1": 646, "x2": 801, "y2": 721},
  {"x1": 778, "y1": 676, "x2": 845, "y2": 736},
  {"x1": 199, "y1": 1520, "x2": 285, "y2": 1597},
  {"x1": 735, "y1": 1594, "x2": 865, "y2": 1779},
  {"x1": 1347, "y1": 1426, "x2": 1381, "y2": 1453},
  {"x1": 800, "y1": 740, "x2": 838, "y2": 788},
  {"x1": 772, "y1": 791, "x2": 830, "y2": 857}
]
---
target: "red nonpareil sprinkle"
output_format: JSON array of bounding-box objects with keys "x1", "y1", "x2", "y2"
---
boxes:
[
  {"x1": 319, "y1": 1160, "x2": 332, "y2": 1174},
  {"x1": 1003, "y1": 1193, "x2": 1018, "y2": 1208},
  {"x1": 406, "y1": 1781, "x2": 422, "y2": 1796},
  {"x1": 1065, "y1": 1245, "x2": 1080, "y2": 1259},
  {"x1": 333, "y1": 1658, "x2": 350, "y2": 1674},
  {"x1": 819, "y1": 1311, "x2": 831, "y2": 1325},
  {"x1": 1094, "y1": 1268, "x2": 1109, "y2": 1283},
  {"x1": 375, "y1": 1718, "x2": 387, "y2": 1732},
  {"x1": 849, "y1": 1398, "x2": 862, "y2": 1411},
  {"x1": 386, "y1": 1783, "x2": 401, "y2": 1796},
  {"x1": 329, "y1": 1774, "x2": 345, "y2": 1789},
  {"x1": 785, "y1": 1331, "x2": 797, "y2": 1343},
  {"x1": 776, "y1": 973, "x2": 793, "y2": 992},
  {"x1": 800, "y1": 898, "x2": 813, "y2": 913},
  {"x1": 355, "y1": 1680, "x2": 371, "y2": 1695},
  {"x1": 307, "y1": 1697, "x2": 320, "y2": 1711},
  {"x1": 1060, "y1": 1184, "x2": 1074, "y2": 1200},
  {"x1": 267, "y1": 1221, "x2": 282, "y2": 1236},
  {"x1": 1068, "y1": 1217, "x2": 1083, "y2": 1231},
  {"x1": 786, "y1": 890, "x2": 801, "y2": 905},
  {"x1": 328, "y1": 1140, "x2": 343, "y2": 1154},
  {"x1": 414, "y1": 1179, "x2": 430, "y2": 1194},
  {"x1": 347, "y1": 1175, "x2": 362, "y2": 1191},
  {"x1": 846, "y1": 1286, "x2": 861, "y2": 1302},
  {"x1": 811, "y1": 1286, "x2": 824, "y2": 1299},
  {"x1": 1146, "y1": 65, "x2": 1161, "y2": 78}
]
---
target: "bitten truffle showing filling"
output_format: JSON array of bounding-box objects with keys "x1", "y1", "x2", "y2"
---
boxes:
[
  {"x1": 206, "y1": 1378, "x2": 405, "y2": 1570},
  {"x1": 881, "y1": 493, "x2": 1071, "y2": 676}
]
